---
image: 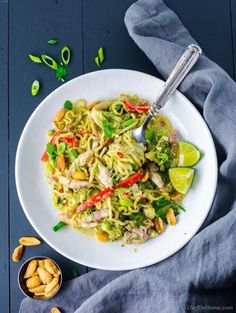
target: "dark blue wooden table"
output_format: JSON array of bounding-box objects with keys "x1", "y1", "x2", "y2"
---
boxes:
[{"x1": 0, "y1": 1, "x2": 235, "y2": 312}]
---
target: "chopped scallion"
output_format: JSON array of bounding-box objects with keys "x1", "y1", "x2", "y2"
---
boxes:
[
  {"x1": 29, "y1": 54, "x2": 42, "y2": 63},
  {"x1": 61, "y1": 46, "x2": 71, "y2": 65},
  {"x1": 48, "y1": 39, "x2": 58, "y2": 45},
  {"x1": 41, "y1": 54, "x2": 58, "y2": 70},
  {"x1": 64, "y1": 100, "x2": 73, "y2": 110},
  {"x1": 31, "y1": 80, "x2": 40, "y2": 96},
  {"x1": 53, "y1": 221, "x2": 67, "y2": 231}
]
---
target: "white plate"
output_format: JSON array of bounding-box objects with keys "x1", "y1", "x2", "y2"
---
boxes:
[{"x1": 15, "y1": 69, "x2": 217, "y2": 270}]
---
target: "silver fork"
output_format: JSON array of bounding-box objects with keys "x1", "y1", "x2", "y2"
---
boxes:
[{"x1": 132, "y1": 44, "x2": 202, "y2": 145}]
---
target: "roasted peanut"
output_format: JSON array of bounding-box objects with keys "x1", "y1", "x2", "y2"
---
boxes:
[
  {"x1": 54, "y1": 108, "x2": 66, "y2": 122},
  {"x1": 24, "y1": 260, "x2": 38, "y2": 279},
  {"x1": 154, "y1": 217, "x2": 164, "y2": 234},
  {"x1": 44, "y1": 259, "x2": 60, "y2": 276},
  {"x1": 51, "y1": 307, "x2": 61, "y2": 313},
  {"x1": 26, "y1": 276, "x2": 41, "y2": 289},
  {"x1": 38, "y1": 260, "x2": 45, "y2": 268},
  {"x1": 19, "y1": 237, "x2": 41, "y2": 246},
  {"x1": 141, "y1": 171, "x2": 149, "y2": 182},
  {"x1": 72, "y1": 171, "x2": 87, "y2": 181},
  {"x1": 56, "y1": 154, "x2": 65, "y2": 172},
  {"x1": 166, "y1": 208, "x2": 176, "y2": 226},
  {"x1": 45, "y1": 277, "x2": 59, "y2": 294},
  {"x1": 33, "y1": 295, "x2": 47, "y2": 300},
  {"x1": 170, "y1": 192, "x2": 183, "y2": 201},
  {"x1": 45, "y1": 284, "x2": 59, "y2": 298},
  {"x1": 95, "y1": 230, "x2": 109, "y2": 242},
  {"x1": 37, "y1": 267, "x2": 53, "y2": 284},
  {"x1": 12, "y1": 245, "x2": 24, "y2": 262},
  {"x1": 29, "y1": 284, "x2": 46, "y2": 293}
]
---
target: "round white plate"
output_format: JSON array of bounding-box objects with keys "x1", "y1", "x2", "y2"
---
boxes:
[{"x1": 15, "y1": 69, "x2": 217, "y2": 270}]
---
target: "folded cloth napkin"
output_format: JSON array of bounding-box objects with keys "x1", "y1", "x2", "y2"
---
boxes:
[{"x1": 20, "y1": 1, "x2": 236, "y2": 312}]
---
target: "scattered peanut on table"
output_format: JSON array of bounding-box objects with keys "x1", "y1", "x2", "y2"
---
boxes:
[
  {"x1": 12, "y1": 245, "x2": 24, "y2": 262},
  {"x1": 51, "y1": 307, "x2": 61, "y2": 313},
  {"x1": 19, "y1": 236, "x2": 41, "y2": 246},
  {"x1": 23, "y1": 258, "x2": 61, "y2": 299}
]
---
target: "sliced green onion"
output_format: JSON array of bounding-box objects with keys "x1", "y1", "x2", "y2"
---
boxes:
[
  {"x1": 116, "y1": 187, "x2": 129, "y2": 193},
  {"x1": 41, "y1": 54, "x2": 58, "y2": 70},
  {"x1": 122, "y1": 118, "x2": 137, "y2": 128},
  {"x1": 31, "y1": 80, "x2": 40, "y2": 96},
  {"x1": 61, "y1": 46, "x2": 71, "y2": 65},
  {"x1": 130, "y1": 163, "x2": 137, "y2": 171},
  {"x1": 119, "y1": 198, "x2": 132, "y2": 207},
  {"x1": 46, "y1": 143, "x2": 56, "y2": 156},
  {"x1": 53, "y1": 221, "x2": 67, "y2": 231},
  {"x1": 98, "y1": 47, "x2": 104, "y2": 64},
  {"x1": 71, "y1": 149, "x2": 78, "y2": 159},
  {"x1": 102, "y1": 120, "x2": 115, "y2": 138},
  {"x1": 64, "y1": 100, "x2": 73, "y2": 110},
  {"x1": 56, "y1": 64, "x2": 67, "y2": 82},
  {"x1": 57, "y1": 142, "x2": 66, "y2": 154},
  {"x1": 48, "y1": 39, "x2": 58, "y2": 45},
  {"x1": 29, "y1": 54, "x2": 42, "y2": 63},
  {"x1": 95, "y1": 56, "x2": 100, "y2": 67},
  {"x1": 71, "y1": 265, "x2": 79, "y2": 278}
]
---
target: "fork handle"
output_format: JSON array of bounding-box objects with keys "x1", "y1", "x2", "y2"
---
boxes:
[{"x1": 149, "y1": 44, "x2": 202, "y2": 116}]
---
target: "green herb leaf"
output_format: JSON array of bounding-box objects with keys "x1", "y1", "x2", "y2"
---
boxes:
[
  {"x1": 95, "y1": 56, "x2": 100, "y2": 67},
  {"x1": 29, "y1": 54, "x2": 42, "y2": 63},
  {"x1": 46, "y1": 143, "x2": 56, "y2": 156},
  {"x1": 48, "y1": 39, "x2": 58, "y2": 45},
  {"x1": 116, "y1": 187, "x2": 129, "y2": 193},
  {"x1": 57, "y1": 142, "x2": 66, "y2": 154},
  {"x1": 102, "y1": 120, "x2": 115, "y2": 138},
  {"x1": 122, "y1": 118, "x2": 137, "y2": 128},
  {"x1": 61, "y1": 46, "x2": 71, "y2": 65},
  {"x1": 41, "y1": 54, "x2": 58, "y2": 70},
  {"x1": 98, "y1": 47, "x2": 104, "y2": 63},
  {"x1": 71, "y1": 265, "x2": 79, "y2": 278},
  {"x1": 131, "y1": 163, "x2": 136, "y2": 171},
  {"x1": 71, "y1": 149, "x2": 78, "y2": 159},
  {"x1": 53, "y1": 221, "x2": 67, "y2": 231},
  {"x1": 31, "y1": 80, "x2": 40, "y2": 96},
  {"x1": 56, "y1": 64, "x2": 68, "y2": 82},
  {"x1": 64, "y1": 100, "x2": 73, "y2": 110}
]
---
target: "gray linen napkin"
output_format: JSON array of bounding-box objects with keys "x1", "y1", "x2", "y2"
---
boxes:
[{"x1": 20, "y1": 1, "x2": 236, "y2": 312}]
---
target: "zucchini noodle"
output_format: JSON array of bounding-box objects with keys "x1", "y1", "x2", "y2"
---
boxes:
[{"x1": 42, "y1": 94, "x2": 190, "y2": 244}]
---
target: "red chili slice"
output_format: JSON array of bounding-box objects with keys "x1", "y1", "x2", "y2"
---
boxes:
[
  {"x1": 113, "y1": 171, "x2": 145, "y2": 188},
  {"x1": 117, "y1": 151, "x2": 124, "y2": 158},
  {"x1": 124, "y1": 100, "x2": 149, "y2": 113}
]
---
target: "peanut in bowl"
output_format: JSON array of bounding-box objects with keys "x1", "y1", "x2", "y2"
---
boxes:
[{"x1": 18, "y1": 256, "x2": 62, "y2": 300}]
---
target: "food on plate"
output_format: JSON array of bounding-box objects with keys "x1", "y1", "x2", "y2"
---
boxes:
[{"x1": 41, "y1": 94, "x2": 201, "y2": 244}]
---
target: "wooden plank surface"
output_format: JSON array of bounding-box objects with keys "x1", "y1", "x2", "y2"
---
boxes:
[
  {"x1": 8, "y1": 1, "x2": 86, "y2": 312},
  {"x1": 165, "y1": 0, "x2": 234, "y2": 78},
  {"x1": 0, "y1": 2, "x2": 10, "y2": 312},
  {"x1": 231, "y1": 0, "x2": 236, "y2": 79},
  {"x1": 0, "y1": 0, "x2": 235, "y2": 311}
]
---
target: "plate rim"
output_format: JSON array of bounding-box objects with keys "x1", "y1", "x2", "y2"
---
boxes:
[{"x1": 15, "y1": 68, "x2": 218, "y2": 270}]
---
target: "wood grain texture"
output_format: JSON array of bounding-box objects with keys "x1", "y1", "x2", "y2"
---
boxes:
[
  {"x1": 231, "y1": 0, "x2": 236, "y2": 79},
  {"x1": 8, "y1": 1, "x2": 86, "y2": 312},
  {"x1": 0, "y1": 3, "x2": 10, "y2": 313},
  {"x1": 0, "y1": 0, "x2": 235, "y2": 311},
  {"x1": 165, "y1": 0, "x2": 234, "y2": 78}
]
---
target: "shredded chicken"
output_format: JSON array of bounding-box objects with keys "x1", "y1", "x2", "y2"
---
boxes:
[
  {"x1": 123, "y1": 221, "x2": 154, "y2": 244},
  {"x1": 148, "y1": 163, "x2": 165, "y2": 190},
  {"x1": 58, "y1": 175, "x2": 92, "y2": 190},
  {"x1": 96, "y1": 162, "x2": 113, "y2": 187},
  {"x1": 60, "y1": 209, "x2": 109, "y2": 228}
]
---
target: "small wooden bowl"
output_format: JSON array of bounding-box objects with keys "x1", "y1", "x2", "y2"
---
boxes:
[{"x1": 18, "y1": 256, "x2": 62, "y2": 300}]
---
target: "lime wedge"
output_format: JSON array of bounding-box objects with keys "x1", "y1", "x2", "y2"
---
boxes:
[
  {"x1": 178, "y1": 142, "x2": 200, "y2": 167},
  {"x1": 169, "y1": 168, "x2": 194, "y2": 194}
]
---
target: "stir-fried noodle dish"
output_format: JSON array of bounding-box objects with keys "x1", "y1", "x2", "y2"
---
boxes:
[{"x1": 41, "y1": 94, "x2": 200, "y2": 244}]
